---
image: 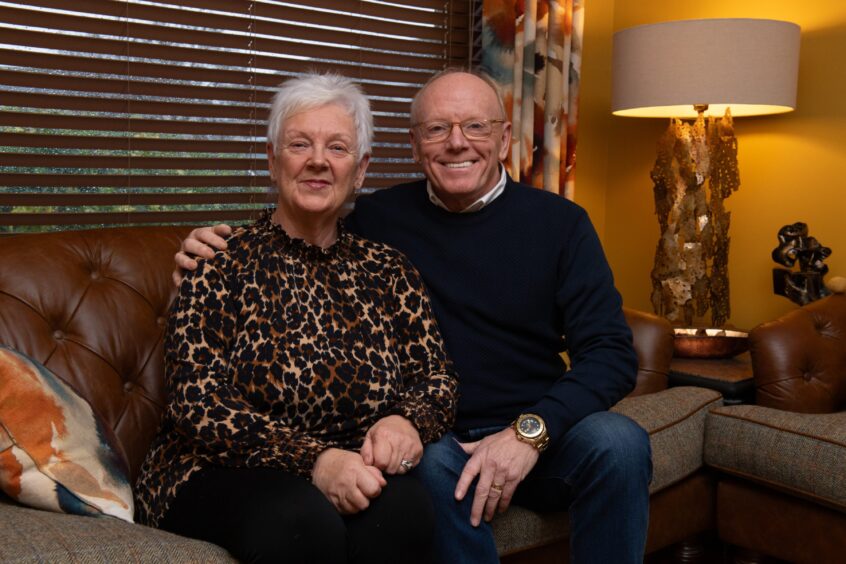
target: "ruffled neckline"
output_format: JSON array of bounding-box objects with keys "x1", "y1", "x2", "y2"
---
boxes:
[{"x1": 257, "y1": 208, "x2": 351, "y2": 261}]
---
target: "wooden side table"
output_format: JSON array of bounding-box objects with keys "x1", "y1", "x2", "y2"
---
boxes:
[{"x1": 669, "y1": 352, "x2": 755, "y2": 405}]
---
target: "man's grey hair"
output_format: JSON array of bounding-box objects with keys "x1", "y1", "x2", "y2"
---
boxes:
[
  {"x1": 267, "y1": 72, "x2": 374, "y2": 159},
  {"x1": 410, "y1": 67, "x2": 508, "y2": 124}
]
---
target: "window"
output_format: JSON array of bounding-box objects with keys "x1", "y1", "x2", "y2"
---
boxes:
[{"x1": 0, "y1": 0, "x2": 471, "y2": 232}]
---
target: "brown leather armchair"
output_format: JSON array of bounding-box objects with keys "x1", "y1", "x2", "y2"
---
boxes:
[
  {"x1": 0, "y1": 226, "x2": 721, "y2": 562},
  {"x1": 705, "y1": 292, "x2": 846, "y2": 564}
]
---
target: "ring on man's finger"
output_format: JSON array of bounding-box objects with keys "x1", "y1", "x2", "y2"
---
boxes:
[
  {"x1": 400, "y1": 459, "x2": 415, "y2": 472},
  {"x1": 490, "y1": 483, "x2": 504, "y2": 493}
]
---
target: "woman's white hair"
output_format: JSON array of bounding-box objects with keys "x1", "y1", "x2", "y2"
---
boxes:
[{"x1": 267, "y1": 72, "x2": 374, "y2": 159}]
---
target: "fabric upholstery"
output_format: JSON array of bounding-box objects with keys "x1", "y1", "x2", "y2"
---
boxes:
[
  {"x1": 492, "y1": 386, "x2": 722, "y2": 555},
  {"x1": 706, "y1": 404, "x2": 846, "y2": 511},
  {"x1": 493, "y1": 505, "x2": 569, "y2": 556},
  {"x1": 0, "y1": 346, "x2": 133, "y2": 521},
  {"x1": 0, "y1": 493, "x2": 235, "y2": 563},
  {"x1": 749, "y1": 293, "x2": 846, "y2": 412},
  {"x1": 707, "y1": 292, "x2": 846, "y2": 563},
  {"x1": 613, "y1": 386, "x2": 722, "y2": 494},
  {"x1": 1, "y1": 225, "x2": 700, "y2": 560}
]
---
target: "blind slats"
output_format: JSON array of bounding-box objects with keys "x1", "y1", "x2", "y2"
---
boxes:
[
  {"x1": 0, "y1": 4, "x2": 453, "y2": 58},
  {"x1": 1, "y1": 0, "x2": 471, "y2": 231},
  {"x1": 0, "y1": 192, "x2": 273, "y2": 207},
  {"x1": 1, "y1": 153, "x2": 419, "y2": 174},
  {"x1": 1, "y1": 132, "x2": 418, "y2": 159},
  {"x1": 1, "y1": 173, "x2": 412, "y2": 187}
]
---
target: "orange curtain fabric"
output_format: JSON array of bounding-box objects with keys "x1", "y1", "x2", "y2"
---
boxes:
[{"x1": 481, "y1": 0, "x2": 583, "y2": 199}]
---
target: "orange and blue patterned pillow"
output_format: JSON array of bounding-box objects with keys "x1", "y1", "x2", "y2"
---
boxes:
[{"x1": 0, "y1": 345, "x2": 134, "y2": 522}]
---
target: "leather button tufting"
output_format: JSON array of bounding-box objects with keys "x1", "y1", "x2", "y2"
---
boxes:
[
  {"x1": 52, "y1": 330, "x2": 64, "y2": 340},
  {"x1": 123, "y1": 382, "x2": 134, "y2": 393},
  {"x1": 803, "y1": 372, "x2": 812, "y2": 382},
  {"x1": 156, "y1": 317, "x2": 166, "y2": 327},
  {"x1": 90, "y1": 271, "x2": 101, "y2": 280}
]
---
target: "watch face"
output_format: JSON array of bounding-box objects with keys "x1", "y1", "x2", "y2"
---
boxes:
[{"x1": 518, "y1": 416, "x2": 542, "y2": 438}]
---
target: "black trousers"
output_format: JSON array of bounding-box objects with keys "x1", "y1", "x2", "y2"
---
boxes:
[{"x1": 160, "y1": 466, "x2": 435, "y2": 564}]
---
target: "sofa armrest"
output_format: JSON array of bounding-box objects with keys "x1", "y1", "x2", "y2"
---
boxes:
[
  {"x1": 624, "y1": 307, "x2": 675, "y2": 396},
  {"x1": 613, "y1": 386, "x2": 723, "y2": 494}
]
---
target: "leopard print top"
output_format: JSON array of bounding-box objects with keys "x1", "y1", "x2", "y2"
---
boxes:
[{"x1": 135, "y1": 210, "x2": 458, "y2": 527}]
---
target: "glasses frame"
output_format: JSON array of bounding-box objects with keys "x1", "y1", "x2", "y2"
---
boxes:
[{"x1": 412, "y1": 118, "x2": 506, "y2": 143}]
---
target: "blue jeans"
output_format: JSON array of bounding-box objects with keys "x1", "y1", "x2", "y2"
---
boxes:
[{"x1": 414, "y1": 411, "x2": 652, "y2": 564}]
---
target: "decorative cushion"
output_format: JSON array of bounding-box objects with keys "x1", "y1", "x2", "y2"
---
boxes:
[
  {"x1": 0, "y1": 345, "x2": 134, "y2": 522},
  {"x1": 706, "y1": 404, "x2": 846, "y2": 511}
]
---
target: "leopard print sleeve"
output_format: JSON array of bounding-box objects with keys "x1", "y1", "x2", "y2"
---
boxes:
[
  {"x1": 387, "y1": 254, "x2": 458, "y2": 443},
  {"x1": 165, "y1": 254, "x2": 329, "y2": 477}
]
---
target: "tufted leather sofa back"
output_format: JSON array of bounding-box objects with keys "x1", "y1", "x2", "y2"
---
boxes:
[
  {"x1": 0, "y1": 226, "x2": 191, "y2": 483},
  {"x1": 0, "y1": 226, "x2": 675, "y2": 484},
  {"x1": 750, "y1": 293, "x2": 846, "y2": 413}
]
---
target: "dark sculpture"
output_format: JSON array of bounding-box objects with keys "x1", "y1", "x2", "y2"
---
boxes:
[{"x1": 772, "y1": 222, "x2": 832, "y2": 305}]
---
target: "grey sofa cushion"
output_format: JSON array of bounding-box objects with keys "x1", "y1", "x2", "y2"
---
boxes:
[
  {"x1": 614, "y1": 386, "x2": 723, "y2": 494},
  {"x1": 0, "y1": 495, "x2": 235, "y2": 563},
  {"x1": 492, "y1": 386, "x2": 722, "y2": 555},
  {"x1": 493, "y1": 505, "x2": 569, "y2": 556},
  {"x1": 705, "y1": 405, "x2": 846, "y2": 511}
]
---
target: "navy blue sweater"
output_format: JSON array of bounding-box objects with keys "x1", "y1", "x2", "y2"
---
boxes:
[{"x1": 346, "y1": 176, "x2": 637, "y2": 442}]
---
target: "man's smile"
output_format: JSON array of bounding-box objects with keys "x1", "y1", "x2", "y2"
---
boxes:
[{"x1": 443, "y1": 161, "x2": 475, "y2": 169}]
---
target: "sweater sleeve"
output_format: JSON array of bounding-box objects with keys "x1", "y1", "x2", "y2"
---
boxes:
[
  {"x1": 165, "y1": 254, "x2": 330, "y2": 477},
  {"x1": 386, "y1": 254, "x2": 459, "y2": 443},
  {"x1": 529, "y1": 210, "x2": 638, "y2": 443}
]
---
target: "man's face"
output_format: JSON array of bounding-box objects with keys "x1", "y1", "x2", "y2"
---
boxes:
[{"x1": 410, "y1": 73, "x2": 511, "y2": 212}]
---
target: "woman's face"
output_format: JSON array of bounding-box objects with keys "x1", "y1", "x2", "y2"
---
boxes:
[{"x1": 267, "y1": 104, "x2": 369, "y2": 223}]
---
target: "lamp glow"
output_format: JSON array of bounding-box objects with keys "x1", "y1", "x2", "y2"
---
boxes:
[{"x1": 611, "y1": 18, "x2": 801, "y2": 327}]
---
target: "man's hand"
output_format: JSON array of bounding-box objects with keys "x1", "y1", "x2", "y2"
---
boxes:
[
  {"x1": 172, "y1": 224, "x2": 232, "y2": 286},
  {"x1": 360, "y1": 414, "x2": 423, "y2": 475},
  {"x1": 454, "y1": 428, "x2": 540, "y2": 526},
  {"x1": 312, "y1": 448, "x2": 387, "y2": 514}
]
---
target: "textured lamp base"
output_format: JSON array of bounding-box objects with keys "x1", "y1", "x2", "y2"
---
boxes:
[{"x1": 650, "y1": 110, "x2": 739, "y2": 328}]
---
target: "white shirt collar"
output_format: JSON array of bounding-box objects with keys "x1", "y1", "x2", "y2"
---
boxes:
[{"x1": 426, "y1": 165, "x2": 507, "y2": 213}]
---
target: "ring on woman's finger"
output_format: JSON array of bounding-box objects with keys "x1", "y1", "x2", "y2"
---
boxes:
[
  {"x1": 490, "y1": 483, "x2": 504, "y2": 493},
  {"x1": 400, "y1": 459, "x2": 415, "y2": 472}
]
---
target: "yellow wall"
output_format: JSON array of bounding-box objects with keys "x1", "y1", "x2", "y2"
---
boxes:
[{"x1": 578, "y1": 0, "x2": 846, "y2": 331}]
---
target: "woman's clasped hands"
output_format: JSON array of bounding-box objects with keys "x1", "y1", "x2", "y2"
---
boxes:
[{"x1": 312, "y1": 414, "x2": 423, "y2": 514}]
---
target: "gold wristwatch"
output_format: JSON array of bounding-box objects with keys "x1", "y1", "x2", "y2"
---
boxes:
[{"x1": 512, "y1": 413, "x2": 550, "y2": 452}]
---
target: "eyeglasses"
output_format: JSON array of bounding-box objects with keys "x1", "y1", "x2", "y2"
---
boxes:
[{"x1": 412, "y1": 119, "x2": 505, "y2": 143}]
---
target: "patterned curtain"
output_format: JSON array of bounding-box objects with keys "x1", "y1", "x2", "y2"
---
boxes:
[{"x1": 480, "y1": 0, "x2": 583, "y2": 200}]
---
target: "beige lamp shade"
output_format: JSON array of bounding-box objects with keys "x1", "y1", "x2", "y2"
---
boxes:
[{"x1": 612, "y1": 18, "x2": 801, "y2": 118}]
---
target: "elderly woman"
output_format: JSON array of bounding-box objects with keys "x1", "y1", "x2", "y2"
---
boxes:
[{"x1": 135, "y1": 73, "x2": 458, "y2": 564}]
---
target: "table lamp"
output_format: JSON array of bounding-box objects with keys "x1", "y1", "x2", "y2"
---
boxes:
[{"x1": 611, "y1": 18, "x2": 800, "y2": 327}]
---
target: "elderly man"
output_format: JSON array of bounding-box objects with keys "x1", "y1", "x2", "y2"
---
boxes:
[{"x1": 175, "y1": 70, "x2": 650, "y2": 563}]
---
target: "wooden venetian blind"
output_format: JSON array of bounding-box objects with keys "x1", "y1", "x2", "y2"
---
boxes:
[{"x1": 0, "y1": 0, "x2": 471, "y2": 232}]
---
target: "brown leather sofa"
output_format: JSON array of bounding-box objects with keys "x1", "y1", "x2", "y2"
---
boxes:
[
  {"x1": 0, "y1": 226, "x2": 721, "y2": 563},
  {"x1": 705, "y1": 292, "x2": 846, "y2": 564}
]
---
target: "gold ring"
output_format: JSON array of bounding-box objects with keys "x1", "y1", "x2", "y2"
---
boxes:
[{"x1": 490, "y1": 483, "x2": 504, "y2": 492}]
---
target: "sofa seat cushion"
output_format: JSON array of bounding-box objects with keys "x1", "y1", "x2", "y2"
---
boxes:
[
  {"x1": 0, "y1": 494, "x2": 236, "y2": 563},
  {"x1": 491, "y1": 386, "x2": 722, "y2": 555},
  {"x1": 614, "y1": 386, "x2": 723, "y2": 494},
  {"x1": 705, "y1": 405, "x2": 846, "y2": 511}
]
